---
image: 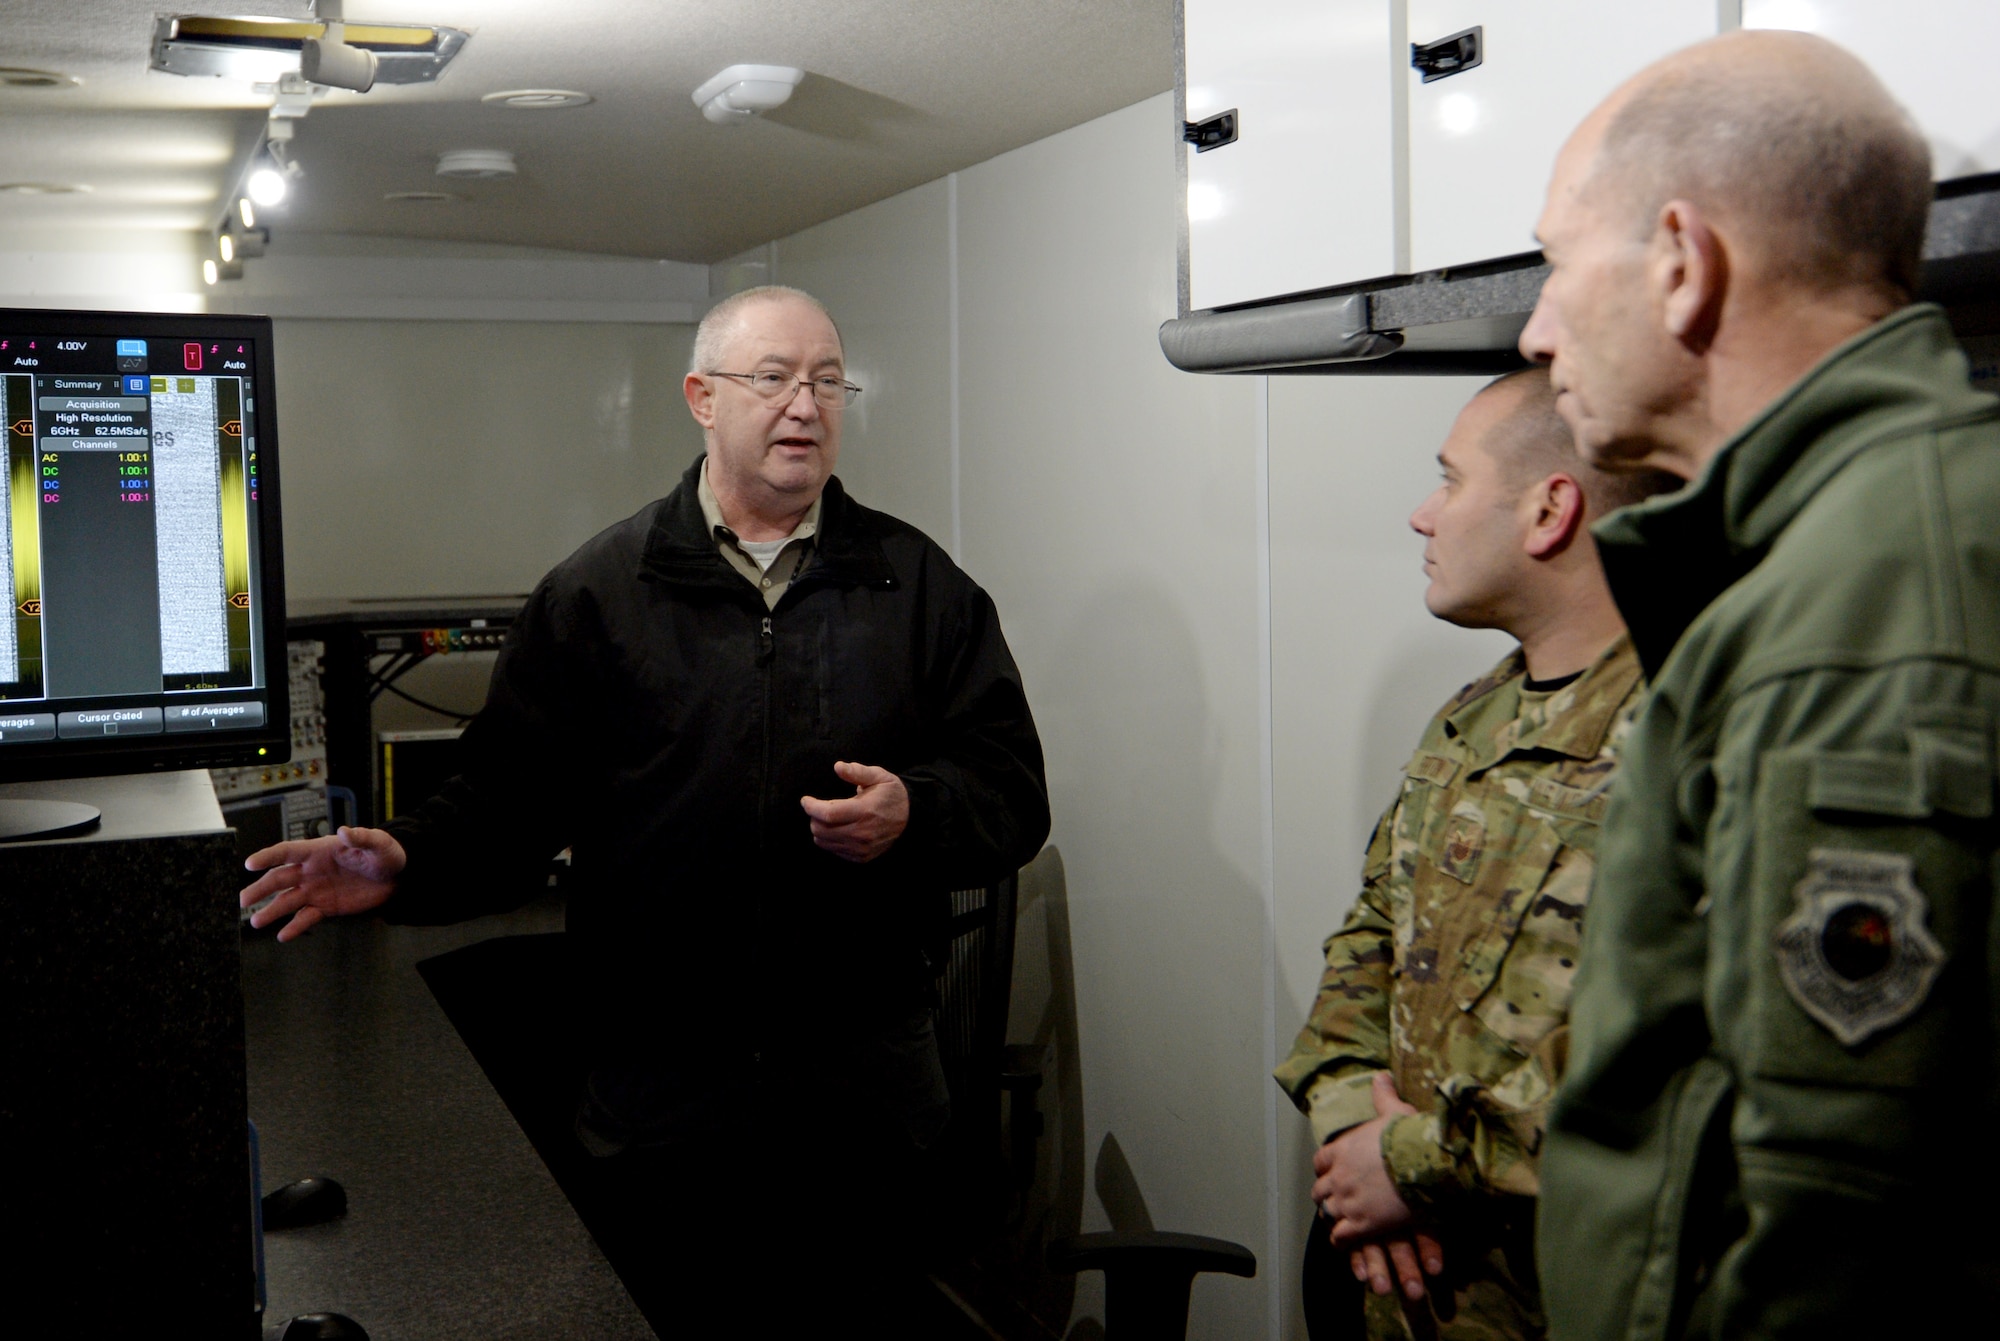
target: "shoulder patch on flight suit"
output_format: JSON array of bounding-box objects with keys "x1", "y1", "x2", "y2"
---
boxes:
[{"x1": 1774, "y1": 848, "x2": 1944, "y2": 1047}]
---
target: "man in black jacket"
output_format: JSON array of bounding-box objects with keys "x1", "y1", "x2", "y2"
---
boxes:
[{"x1": 241, "y1": 286, "x2": 1050, "y2": 1327}]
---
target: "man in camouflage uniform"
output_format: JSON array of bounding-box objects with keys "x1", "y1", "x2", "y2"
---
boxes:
[{"x1": 1275, "y1": 367, "x2": 1673, "y2": 1340}]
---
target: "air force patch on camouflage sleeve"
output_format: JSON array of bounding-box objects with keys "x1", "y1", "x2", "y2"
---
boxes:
[{"x1": 1775, "y1": 849, "x2": 1945, "y2": 1047}]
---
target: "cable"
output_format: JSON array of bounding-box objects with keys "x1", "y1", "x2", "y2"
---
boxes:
[
  {"x1": 374, "y1": 679, "x2": 478, "y2": 724},
  {"x1": 364, "y1": 650, "x2": 427, "y2": 704}
]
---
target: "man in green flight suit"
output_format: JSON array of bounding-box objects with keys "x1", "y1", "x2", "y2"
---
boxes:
[
  {"x1": 1519, "y1": 30, "x2": 2000, "y2": 1337},
  {"x1": 1275, "y1": 367, "x2": 1674, "y2": 1340}
]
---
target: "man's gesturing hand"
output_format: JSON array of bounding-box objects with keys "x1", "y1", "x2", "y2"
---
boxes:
[
  {"x1": 801, "y1": 761, "x2": 909, "y2": 863},
  {"x1": 239, "y1": 826, "x2": 406, "y2": 942}
]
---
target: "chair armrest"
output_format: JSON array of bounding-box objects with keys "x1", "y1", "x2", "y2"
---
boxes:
[
  {"x1": 1047, "y1": 1230, "x2": 1257, "y2": 1280},
  {"x1": 999, "y1": 1043, "x2": 1043, "y2": 1093}
]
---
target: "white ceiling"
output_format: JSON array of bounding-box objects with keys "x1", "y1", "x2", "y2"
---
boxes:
[{"x1": 0, "y1": 0, "x2": 1175, "y2": 262}]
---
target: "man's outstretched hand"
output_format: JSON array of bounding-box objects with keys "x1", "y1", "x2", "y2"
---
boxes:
[
  {"x1": 801, "y1": 761, "x2": 909, "y2": 863},
  {"x1": 1314, "y1": 1072, "x2": 1445, "y2": 1301},
  {"x1": 239, "y1": 826, "x2": 406, "y2": 942}
]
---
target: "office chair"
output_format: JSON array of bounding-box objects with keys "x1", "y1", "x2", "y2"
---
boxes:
[{"x1": 930, "y1": 875, "x2": 1046, "y2": 1241}]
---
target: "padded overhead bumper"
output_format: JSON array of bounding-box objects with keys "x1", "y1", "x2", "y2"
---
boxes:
[{"x1": 1157, "y1": 293, "x2": 1402, "y2": 373}]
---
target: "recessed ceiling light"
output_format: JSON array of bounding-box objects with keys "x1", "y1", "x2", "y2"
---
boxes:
[
  {"x1": 436, "y1": 149, "x2": 516, "y2": 179},
  {"x1": 481, "y1": 89, "x2": 593, "y2": 110},
  {"x1": 0, "y1": 67, "x2": 80, "y2": 89},
  {"x1": 0, "y1": 181, "x2": 91, "y2": 195},
  {"x1": 384, "y1": 190, "x2": 459, "y2": 204}
]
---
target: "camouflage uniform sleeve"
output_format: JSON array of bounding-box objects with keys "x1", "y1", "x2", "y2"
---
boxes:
[{"x1": 1273, "y1": 795, "x2": 1401, "y2": 1145}]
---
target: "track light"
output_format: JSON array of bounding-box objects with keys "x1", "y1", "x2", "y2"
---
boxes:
[
  {"x1": 203, "y1": 259, "x2": 218, "y2": 285},
  {"x1": 239, "y1": 197, "x2": 255, "y2": 228},
  {"x1": 299, "y1": 21, "x2": 377, "y2": 93},
  {"x1": 247, "y1": 167, "x2": 287, "y2": 206}
]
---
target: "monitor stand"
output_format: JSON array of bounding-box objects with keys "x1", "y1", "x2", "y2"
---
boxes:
[{"x1": 0, "y1": 800, "x2": 103, "y2": 844}]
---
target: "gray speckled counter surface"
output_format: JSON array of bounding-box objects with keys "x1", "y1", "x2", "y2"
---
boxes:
[{"x1": 243, "y1": 899, "x2": 654, "y2": 1341}]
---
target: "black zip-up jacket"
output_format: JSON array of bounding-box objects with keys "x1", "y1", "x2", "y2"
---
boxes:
[{"x1": 384, "y1": 458, "x2": 1049, "y2": 1080}]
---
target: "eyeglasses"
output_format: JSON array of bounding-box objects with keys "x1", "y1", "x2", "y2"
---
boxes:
[{"x1": 711, "y1": 370, "x2": 862, "y2": 408}]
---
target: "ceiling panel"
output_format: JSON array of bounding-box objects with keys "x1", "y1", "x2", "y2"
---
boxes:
[{"x1": 0, "y1": 0, "x2": 1175, "y2": 260}]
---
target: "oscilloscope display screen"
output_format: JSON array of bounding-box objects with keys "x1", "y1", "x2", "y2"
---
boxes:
[{"x1": 0, "y1": 317, "x2": 287, "y2": 776}]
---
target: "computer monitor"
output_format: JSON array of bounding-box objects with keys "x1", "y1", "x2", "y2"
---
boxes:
[{"x1": 0, "y1": 310, "x2": 288, "y2": 837}]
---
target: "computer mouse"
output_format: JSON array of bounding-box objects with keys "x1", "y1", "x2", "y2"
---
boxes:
[
  {"x1": 261, "y1": 1175, "x2": 348, "y2": 1230},
  {"x1": 278, "y1": 1312, "x2": 369, "y2": 1341}
]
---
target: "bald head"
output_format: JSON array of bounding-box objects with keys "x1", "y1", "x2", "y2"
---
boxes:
[
  {"x1": 1484, "y1": 368, "x2": 1678, "y2": 517},
  {"x1": 1583, "y1": 30, "x2": 1931, "y2": 301}
]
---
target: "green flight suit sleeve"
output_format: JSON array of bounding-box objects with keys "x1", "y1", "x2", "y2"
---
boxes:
[{"x1": 1274, "y1": 796, "x2": 1400, "y2": 1145}]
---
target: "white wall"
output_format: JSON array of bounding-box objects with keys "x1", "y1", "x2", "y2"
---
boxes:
[
  {"x1": 958, "y1": 102, "x2": 1272, "y2": 1337},
  {"x1": 750, "y1": 94, "x2": 1509, "y2": 1339},
  {"x1": 770, "y1": 181, "x2": 955, "y2": 546},
  {"x1": 272, "y1": 318, "x2": 703, "y2": 604},
  {"x1": 0, "y1": 228, "x2": 206, "y2": 312}
]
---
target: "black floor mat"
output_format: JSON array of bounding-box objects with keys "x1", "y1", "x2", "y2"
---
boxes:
[{"x1": 417, "y1": 933, "x2": 989, "y2": 1339}]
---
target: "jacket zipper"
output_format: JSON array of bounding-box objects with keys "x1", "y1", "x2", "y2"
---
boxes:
[{"x1": 756, "y1": 614, "x2": 774, "y2": 837}]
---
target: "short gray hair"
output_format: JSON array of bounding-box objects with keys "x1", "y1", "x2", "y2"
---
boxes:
[
  {"x1": 689, "y1": 285, "x2": 843, "y2": 375},
  {"x1": 1590, "y1": 32, "x2": 1932, "y2": 299}
]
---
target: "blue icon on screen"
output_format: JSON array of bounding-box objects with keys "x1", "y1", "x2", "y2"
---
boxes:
[
  {"x1": 124, "y1": 375, "x2": 148, "y2": 395},
  {"x1": 116, "y1": 339, "x2": 146, "y2": 357}
]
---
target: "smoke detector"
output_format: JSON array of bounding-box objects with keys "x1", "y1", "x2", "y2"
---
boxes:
[
  {"x1": 482, "y1": 89, "x2": 593, "y2": 109},
  {"x1": 692, "y1": 64, "x2": 804, "y2": 124},
  {"x1": 436, "y1": 149, "x2": 516, "y2": 179}
]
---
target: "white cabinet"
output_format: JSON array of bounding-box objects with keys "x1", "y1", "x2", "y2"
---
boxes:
[
  {"x1": 1405, "y1": 1, "x2": 1718, "y2": 274},
  {"x1": 1744, "y1": 0, "x2": 2000, "y2": 180},
  {"x1": 1184, "y1": 0, "x2": 1398, "y2": 310},
  {"x1": 1177, "y1": 0, "x2": 2000, "y2": 313}
]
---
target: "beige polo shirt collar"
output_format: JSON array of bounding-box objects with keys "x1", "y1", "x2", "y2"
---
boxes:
[{"x1": 696, "y1": 457, "x2": 821, "y2": 609}]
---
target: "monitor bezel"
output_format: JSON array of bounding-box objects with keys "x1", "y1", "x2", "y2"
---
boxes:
[{"x1": 0, "y1": 307, "x2": 290, "y2": 784}]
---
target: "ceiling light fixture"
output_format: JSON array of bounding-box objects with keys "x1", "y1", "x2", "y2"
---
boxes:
[
  {"x1": 481, "y1": 89, "x2": 592, "y2": 110},
  {"x1": 300, "y1": 20, "x2": 377, "y2": 93},
  {"x1": 0, "y1": 67, "x2": 80, "y2": 89},
  {"x1": 384, "y1": 190, "x2": 459, "y2": 203},
  {"x1": 219, "y1": 233, "x2": 236, "y2": 263},
  {"x1": 203, "y1": 259, "x2": 218, "y2": 285},
  {"x1": 152, "y1": 16, "x2": 467, "y2": 86},
  {"x1": 247, "y1": 167, "x2": 288, "y2": 206},
  {"x1": 0, "y1": 182, "x2": 90, "y2": 194},
  {"x1": 692, "y1": 64, "x2": 804, "y2": 125},
  {"x1": 239, "y1": 197, "x2": 255, "y2": 228},
  {"x1": 436, "y1": 149, "x2": 516, "y2": 179},
  {"x1": 228, "y1": 222, "x2": 269, "y2": 258}
]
